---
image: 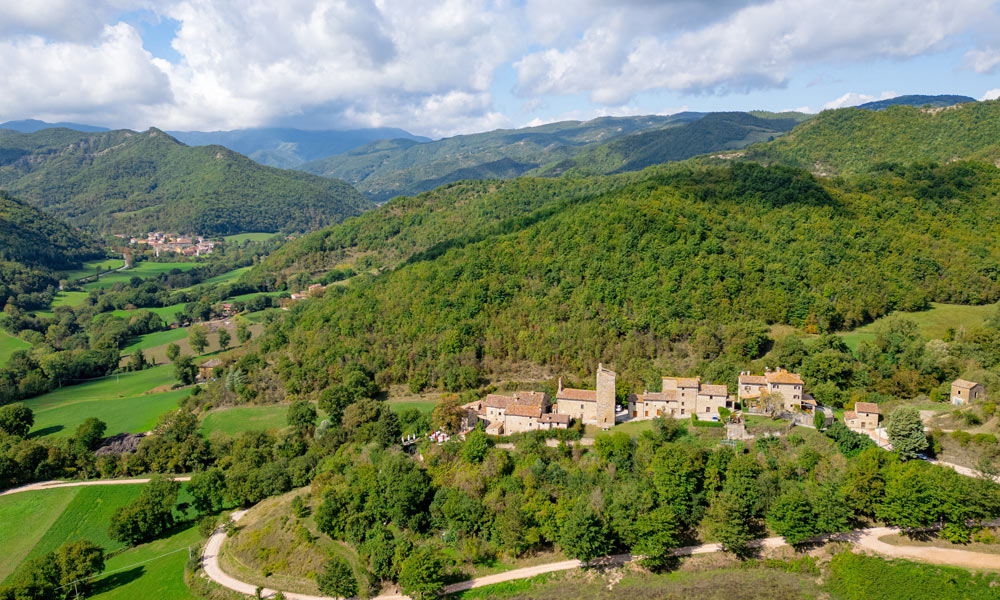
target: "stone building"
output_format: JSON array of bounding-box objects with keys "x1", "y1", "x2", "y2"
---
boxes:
[
  {"x1": 844, "y1": 402, "x2": 880, "y2": 429},
  {"x1": 951, "y1": 379, "x2": 986, "y2": 405},
  {"x1": 476, "y1": 390, "x2": 567, "y2": 435},
  {"x1": 628, "y1": 376, "x2": 732, "y2": 421},
  {"x1": 556, "y1": 364, "x2": 617, "y2": 427},
  {"x1": 738, "y1": 368, "x2": 815, "y2": 412}
]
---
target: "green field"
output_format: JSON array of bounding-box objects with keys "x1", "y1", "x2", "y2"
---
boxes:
[
  {"x1": 223, "y1": 232, "x2": 279, "y2": 243},
  {"x1": 839, "y1": 302, "x2": 1000, "y2": 350},
  {"x1": 122, "y1": 328, "x2": 190, "y2": 355},
  {"x1": 386, "y1": 399, "x2": 437, "y2": 415},
  {"x1": 59, "y1": 259, "x2": 126, "y2": 282},
  {"x1": 105, "y1": 302, "x2": 189, "y2": 324},
  {"x1": 227, "y1": 290, "x2": 284, "y2": 303},
  {"x1": 200, "y1": 405, "x2": 291, "y2": 435},
  {"x1": 89, "y1": 524, "x2": 200, "y2": 600},
  {"x1": 24, "y1": 365, "x2": 186, "y2": 438},
  {"x1": 0, "y1": 330, "x2": 31, "y2": 367},
  {"x1": 84, "y1": 261, "x2": 198, "y2": 291},
  {"x1": 0, "y1": 486, "x2": 79, "y2": 582}
]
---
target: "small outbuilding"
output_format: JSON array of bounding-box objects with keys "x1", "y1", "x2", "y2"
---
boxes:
[{"x1": 951, "y1": 379, "x2": 986, "y2": 405}]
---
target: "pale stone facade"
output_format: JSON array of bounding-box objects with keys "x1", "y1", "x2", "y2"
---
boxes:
[
  {"x1": 556, "y1": 363, "x2": 617, "y2": 426},
  {"x1": 738, "y1": 368, "x2": 815, "y2": 412},
  {"x1": 951, "y1": 379, "x2": 986, "y2": 405},
  {"x1": 844, "y1": 402, "x2": 879, "y2": 429},
  {"x1": 476, "y1": 391, "x2": 567, "y2": 434},
  {"x1": 629, "y1": 376, "x2": 732, "y2": 421}
]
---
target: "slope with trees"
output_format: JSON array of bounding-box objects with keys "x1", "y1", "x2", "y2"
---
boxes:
[{"x1": 0, "y1": 127, "x2": 372, "y2": 234}]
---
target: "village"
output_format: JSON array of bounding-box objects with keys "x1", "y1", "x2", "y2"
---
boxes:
[
  {"x1": 462, "y1": 363, "x2": 988, "y2": 446},
  {"x1": 116, "y1": 231, "x2": 221, "y2": 256}
]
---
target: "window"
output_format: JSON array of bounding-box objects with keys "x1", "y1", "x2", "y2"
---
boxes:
[{"x1": 681, "y1": 409, "x2": 685, "y2": 415}]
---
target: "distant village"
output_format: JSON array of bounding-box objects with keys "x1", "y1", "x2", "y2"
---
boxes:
[
  {"x1": 465, "y1": 363, "x2": 987, "y2": 445},
  {"x1": 115, "y1": 232, "x2": 221, "y2": 257}
]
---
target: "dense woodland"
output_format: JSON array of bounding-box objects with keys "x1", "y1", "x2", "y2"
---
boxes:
[{"x1": 0, "y1": 127, "x2": 371, "y2": 234}]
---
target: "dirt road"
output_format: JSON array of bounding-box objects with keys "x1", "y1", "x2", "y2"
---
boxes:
[{"x1": 0, "y1": 476, "x2": 191, "y2": 497}]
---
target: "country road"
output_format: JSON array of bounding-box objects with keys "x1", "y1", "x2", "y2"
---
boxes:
[{"x1": 0, "y1": 476, "x2": 192, "y2": 496}]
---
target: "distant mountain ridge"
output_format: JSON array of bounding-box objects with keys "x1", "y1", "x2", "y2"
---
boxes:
[
  {"x1": 0, "y1": 119, "x2": 109, "y2": 133},
  {"x1": 855, "y1": 94, "x2": 977, "y2": 111},
  {"x1": 168, "y1": 126, "x2": 430, "y2": 169},
  {"x1": 0, "y1": 127, "x2": 372, "y2": 235}
]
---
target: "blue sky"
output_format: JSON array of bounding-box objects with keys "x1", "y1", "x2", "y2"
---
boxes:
[{"x1": 0, "y1": 1, "x2": 999, "y2": 138}]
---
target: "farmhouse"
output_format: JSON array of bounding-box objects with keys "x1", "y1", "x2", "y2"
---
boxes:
[
  {"x1": 738, "y1": 368, "x2": 815, "y2": 412},
  {"x1": 951, "y1": 379, "x2": 986, "y2": 405},
  {"x1": 475, "y1": 390, "x2": 567, "y2": 435},
  {"x1": 628, "y1": 376, "x2": 733, "y2": 421},
  {"x1": 844, "y1": 402, "x2": 880, "y2": 429},
  {"x1": 555, "y1": 364, "x2": 617, "y2": 427},
  {"x1": 199, "y1": 358, "x2": 222, "y2": 380}
]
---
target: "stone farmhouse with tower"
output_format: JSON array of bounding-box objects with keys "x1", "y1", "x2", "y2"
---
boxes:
[
  {"x1": 555, "y1": 363, "x2": 617, "y2": 427},
  {"x1": 738, "y1": 367, "x2": 816, "y2": 412}
]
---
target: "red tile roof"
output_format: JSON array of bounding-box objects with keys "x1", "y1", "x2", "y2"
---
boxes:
[
  {"x1": 854, "y1": 402, "x2": 880, "y2": 415},
  {"x1": 557, "y1": 388, "x2": 597, "y2": 402},
  {"x1": 506, "y1": 404, "x2": 543, "y2": 418},
  {"x1": 637, "y1": 390, "x2": 677, "y2": 402},
  {"x1": 539, "y1": 413, "x2": 570, "y2": 424},
  {"x1": 664, "y1": 376, "x2": 701, "y2": 388},
  {"x1": 765, "y1": 370, "x2": 804, "y2": 385},
  {"x1": 843, "y1": 410, "x2": 858, "y2": 421},
  {"x1": 739, "y1": 375, "x2": 767, "y2": 385},
  {"x1": 700, "y1": 384, "x2": 729, "y2": 396},
  {"x1": 953, "y1": 379, "x2": 980, "y2": 389},
  {"x1": 513, "y1": 391, "x2": 549, "y2": 407},
  {"x1": 484, "y1": 394, "x2": 515, "y2": 408}
]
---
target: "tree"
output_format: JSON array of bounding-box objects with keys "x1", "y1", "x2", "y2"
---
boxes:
[
  {"x1": 316, "y1": 557, "x2": 357, "y2": 598},
  {"x1": 462, "y1": 428, "x2": 490, "y2": 463},
  {"x1": 375, "y1": 408, "x2": 402, "y2": 448},
  {"x1": 188, "y1": 468, "x2": 226, "y2": 513},
  {"x1": 0, "y1": 403, "x2": 34, "y2": 437},
  {"x1": 287, "y1": 400, "x2": 317, "y2": 438},
  {"x1": 885, "y1": 405, "x2": 928, "y2": 460},
  {"x1": 173, "y1": 355, "x2": 197, "y2": 385},
  {"x1": 236, "y1": 320, "x2": 251, "y2": 344},
  {"x1": 54, "y1": 540, "x2": 105, "y2": 592},
  {"x1": 431, "y1": 395, "x2": 465, "y2": 433},
  {"x1": 631, "y1": 506, "x2": 680, "y2": 570},
  {"x1": 813, "y1": 410, "x2": 827, "y2": 431},
  {"x1": 129, "y1": 348, "x2": 148, "y2": 372},
  {"x1": 74, "y1": 417, "x2": 107, "y2": 451},
  {"x1": 594, "y1": 431, "x2": 635, "y2": 471},
  {"x1": 188, "y1": 325, "x2": 209, "y2": 354},
  {"x1": 558, "y1": 506, "x2": 610, "y2": 561},
  {"x1": 398, "y1": 548, "x2": 445, "y2": 600},
  {"x1": 165, "y1": 342, "x2": 180, "y2": 363},
  {"x1": 108, "y1": 476, "x2": 180, "y2": 545},
  {"x1": 217, "y1": 328, "x2": 231, "y2": 350},
  {"x1": 766, "y1": 487, "x2": 817, "y2": 545}
]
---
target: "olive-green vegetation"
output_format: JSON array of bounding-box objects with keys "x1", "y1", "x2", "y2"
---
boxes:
[
  {"x1": 82, "y1": 262, "x2": 199, "y2": 291},
  {"x1": 253, "y1": 161, "x2": 1000, "y2": 400},
  {"x1": 532, "y1": 112, "x2": 800, "y2": 178},
  {"x1": 0, "y1": 331, "x2": 30, "y2": 367},
  {"x1": 854, "y1": 94, "x2": 977, "y2": 111},
  {"x1": 59, "y1": 259, "x2": 125, "y2": 282},
  {"x1": 0, "y1": 190, "x2": 104, "y2": 311},
  {"x1": 299, "y1": 114, "x2": 696, "y2": 201},
  {"x1": 838, "y1": 301, "x2": 999, "y2": 350},
  {"x1": 0, "y1": 127, "x2": 372, "y2": 234},
  {"x1": 223, "y1": 232, "x2": 281, "y2": 243},
  {"x1": 742, "y1": 99, "x2": 1000, "y2": 176},
  {"x1": 825, "y1": 551, "x2": 1000, "y2": 600}
]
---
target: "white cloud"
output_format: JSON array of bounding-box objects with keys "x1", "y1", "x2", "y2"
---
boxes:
[
  {"x1": 983, "y1": 89, "x2": 1000, "y2": 100},
  {"x1": 515, "y1": 0, "x2": 994, "y2": 105},
  {"x1": 822, "y1": 91, "x2": 896, "y2": 110},
  {"x1": 966, "y1": 48, "x2": 1000, "y2": 73}
]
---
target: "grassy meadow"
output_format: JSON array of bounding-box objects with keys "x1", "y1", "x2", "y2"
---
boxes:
[
  {"x1": 23, "y1": 365, "x2": 187, "y2": 438},
  {"x1": 0, "y1": 330, "x2": 31, "y2": 367},
  {"x1": 838, "y1": 302, "x2": 999, "y2": 350},
  {"x1": 200, "y1": 404, "x2": 291, "y2": 436},
  {"x1": 83, "y1": 261, "x2": 198, "y2": 291},
  {"x1": 59, "y1": 258, "x2": 125, "y2": 282},
  {"x1": 223, "y1": 232, "x2": 279, "y2": 243},
  {"x1": 122, "y1": 328, "x2": 190, "y2": 355}
]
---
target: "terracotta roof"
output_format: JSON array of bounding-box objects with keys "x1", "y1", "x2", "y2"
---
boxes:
[
  {"x1": 539, "y1": 413, "x2": 570, "y2": 424},
  {"x1": 854, "y1": 402, "x2": 879, "y2": 415},
  {"x1": 765, "y1": 370, "x2": 804, "y2": 385},
  {"x1": 557, "y1": 387, "x2": 597, "y2": 402},
  {"x1": 664, "y1": 376, "x2": 700, "y2": 388},
  {"x1": 485, "y1": 421, "x2": 504, "y2": 434},
  {"x1": 739, "y1": 375, "x2": 767, "y2": 385},
  {"x1": 513, "y1": 391, "x2": 549, "y2": 407},
  {"x1": 953, "y1": 379, "x2": 980, "y2": 389},
  {"x1": 741, "y1": 391, "x2": 762, "y2": 399},
  {"x1": 843, "y1": 410, "x2": 858, "y2": 421},
  {"x1": 637, "y1": 390, "x2": 677, "y2": 402},
  {"x1": 700, "y1": 384, "x2": 728, "y2": 396},
  {"x1": 801, "y1": 396, "x2": 818, "y2": 406},
  {"x1": 506, "y1": 404, "x2": 543, "y2": 418},
  {"x1": 484, "y1": 394, "x2": 515, "y2": 408}
]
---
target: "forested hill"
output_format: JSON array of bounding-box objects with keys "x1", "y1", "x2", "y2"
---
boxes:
[
  {"x1": 248, "y1": 161, "x2": 1000, "y2": 399},
  {"x1": 0, "y1": 190, "x2": 103, "y2": 308},
  {"x1": 855, "y1": 94, "x2": 977, "y2": 111},
  {"x1": 740, "y1": 99, "x2": 1000, "y2": 176},
  {"x1": 530, "y1": 112, "x2": 804, "y2": 177},
  {"x1": 298, "y1": 113, "x2": 707, "y2": 201},
  {"x1": 0, "y1": 127, "x2": 372, "y2": 235}
]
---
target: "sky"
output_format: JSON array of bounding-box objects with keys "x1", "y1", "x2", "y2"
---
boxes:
[{"x1": 1, "y1": 0, "x2": 1000, "y2": 139}]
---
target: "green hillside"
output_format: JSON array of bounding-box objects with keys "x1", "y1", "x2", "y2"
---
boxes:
[
  {"x1": 249, "y1": 160, "x2": 1000, "y2": 397},
  {"x1": 0, "y1": 127, "x2": 372, "y2": 234},
  {"x1": 742, "y1": 99, "x2": 1000, "y2": 176},
  {"x1": 531, "y1": 112, "x2": 802, "y2": 177},
  {"x1": 299, "y1": 113, "x2": 704, "y2": 201}
]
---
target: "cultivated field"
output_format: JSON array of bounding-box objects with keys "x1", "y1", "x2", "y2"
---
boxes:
[
  {"x1": 83, "y1": 261, "x2": 198, "y2": 291},
  {"x1": 59, "y1": 259, "x2": 125, "y2": 282},
  {"x1": 200, "y1": 404, "x2": 291, "y2": 436},
  {"x1": 0, "y1": 330, "x2": 30, "y2": 367},
  {"x1": 839, "y1": 302, "x2": 999, "y2": 350}
]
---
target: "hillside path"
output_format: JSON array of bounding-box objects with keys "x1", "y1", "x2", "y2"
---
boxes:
[{"x1": 0, "y1": 476, "x2": 191, "y2": 497}]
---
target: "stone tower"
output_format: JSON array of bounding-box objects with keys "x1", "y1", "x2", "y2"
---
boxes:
[{"x1": 595, "y1": 363, "x2": 616, "y2": 426}]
